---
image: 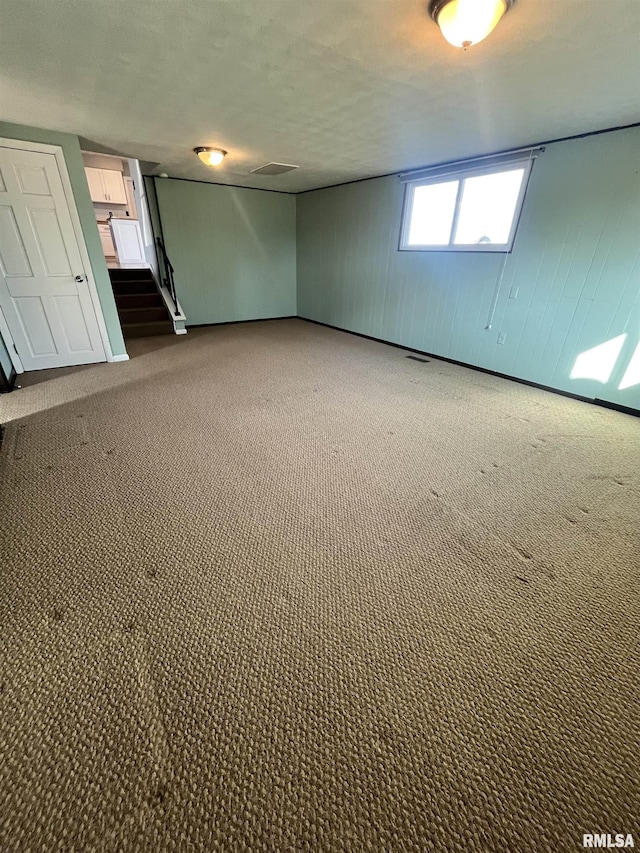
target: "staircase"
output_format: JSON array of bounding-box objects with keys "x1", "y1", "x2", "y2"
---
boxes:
[{"x1": 109, "y1": 268, "x2": 174, "y2": 338}]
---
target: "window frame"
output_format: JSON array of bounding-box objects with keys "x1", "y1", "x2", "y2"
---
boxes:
[{"x1": 398, "y1": 158, "x2": 535, "y2": 254}]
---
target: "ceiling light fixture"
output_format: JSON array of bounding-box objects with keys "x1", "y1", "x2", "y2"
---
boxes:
[
  {"x1": 194, "y1": 147, "x2": 227, "y2": 167},
  {"x1": 429, "y1": 0, "x2": 514, "y2": 50}
]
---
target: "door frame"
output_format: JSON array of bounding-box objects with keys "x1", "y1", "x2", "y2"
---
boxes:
[
  {"x1": 0, "y1": 303, "x2": 23, "y2": 372},
  {"x1": 0, "y1": 136, "x2": 116, "y2": 373}
]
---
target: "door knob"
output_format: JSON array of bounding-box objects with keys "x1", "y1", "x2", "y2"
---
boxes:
[{"x1": 75, "y1": 275, "x2": 85, "y2": 283}]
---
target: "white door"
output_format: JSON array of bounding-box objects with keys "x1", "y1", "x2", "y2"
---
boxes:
[
  {"x1": 110, "y1": 219, "x2": 146, "y2": 266},
  {"x1": 0, "y1": 145, "x2": 106, "y2": 370}
]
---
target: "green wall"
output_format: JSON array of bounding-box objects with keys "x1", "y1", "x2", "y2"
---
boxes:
[
  {"x1": 154, "y1": 178, "x2": 296, "y2": 325},
  {"x1": 0, "y1": 121, "x2": 127, "y2": 358},
  {"x1": 297, "y1": 127, "x2": 640, "y2": 411}
]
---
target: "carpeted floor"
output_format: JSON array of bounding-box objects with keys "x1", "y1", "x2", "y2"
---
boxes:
[{"x1": 0, "y1": 319, "x2": 638, "y2": 852}]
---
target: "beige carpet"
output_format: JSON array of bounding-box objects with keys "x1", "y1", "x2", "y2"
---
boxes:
[{"x1": 0, "y1": 319, "x2": 638, "y2": 852}]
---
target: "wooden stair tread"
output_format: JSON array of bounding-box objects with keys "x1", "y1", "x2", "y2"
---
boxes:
[
  {"x1": 121, "y1": 320, "x2": 174, "y2": 338},
  {"x1": 119, "y1": 306, "x2": 170, "y2": 321},
  {"x1": 109, "y1": 268, "x2": 174, "y2": 337}
]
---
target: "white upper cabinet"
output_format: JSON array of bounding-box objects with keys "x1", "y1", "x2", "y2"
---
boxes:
[
  {"x1": 85, "y1": 167, "x2": 127, "y2": 204},
  {"x1": 100, "y1": 169, "x2": 127, "y2": 203},
  {"x1": 85, "y1": 167, "x2": 105, "y2": 202}
]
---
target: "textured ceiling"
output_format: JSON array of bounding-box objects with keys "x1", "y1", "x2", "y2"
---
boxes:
[{"x1": 1, "y1": 0, "x2": 639, "y2": 192}]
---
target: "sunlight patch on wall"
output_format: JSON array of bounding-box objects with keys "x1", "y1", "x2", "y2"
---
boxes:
[
  {"x1": 618, "y1": 340, "x2": 640, "y2": 390},
  {"x1": 570, "y1": 334, "x2": 627, "y2": 384}
]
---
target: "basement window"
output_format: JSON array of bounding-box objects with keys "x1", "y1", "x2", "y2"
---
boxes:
[{"x1": 399, "y1": 149, "x2": 541, "y2": 252}]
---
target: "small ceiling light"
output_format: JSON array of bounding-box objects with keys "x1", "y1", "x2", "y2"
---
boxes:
[
  {"x1": 194, "y1": 147, "x2": 227, "y2": 167},
  {"x1": 429, "y1": 0, "x2": 514, "y2": 50}
]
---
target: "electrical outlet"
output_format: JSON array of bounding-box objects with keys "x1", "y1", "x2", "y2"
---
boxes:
[
  {"x1": 509, "y1": 287, "x2": 519, "y2": 300},
  {"x1": 497, "y1": 332, "x2": 507, "y2": 345}
]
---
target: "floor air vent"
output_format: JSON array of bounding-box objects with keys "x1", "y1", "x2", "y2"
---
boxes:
[
  {"x1": 249, "y1": 162, "x2": 299, "y2": 176},
  {"x1": 406, "y1": 355, "x2": 430, "y2": 363}
]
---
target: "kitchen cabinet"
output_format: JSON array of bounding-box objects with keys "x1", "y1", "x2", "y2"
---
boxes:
[
  {"x1": 97, "y1": 223, "x2": 116, "y2": 258},
  {"x1": 85, "y1": 167, "x2": 127, "y2": 204}
]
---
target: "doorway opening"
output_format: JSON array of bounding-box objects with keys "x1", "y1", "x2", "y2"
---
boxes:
[
  {"x1": 80, "y1": 148, "x2": 186, "y2": 342},
  {"x1": 81, "y1": 151, "x2": 156, "y2": 273}
]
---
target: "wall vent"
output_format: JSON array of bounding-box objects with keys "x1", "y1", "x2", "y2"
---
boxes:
[{"x1": 249, "y1": 162, "x2": 299, "y2": 176}]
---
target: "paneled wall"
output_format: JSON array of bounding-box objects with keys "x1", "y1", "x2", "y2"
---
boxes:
[
  {"x1": 297, "y1": 127, "x2": 640, "y2": 410},
  {"x1": 154, "y1": 178, "x2": 296, "y2": 325}
]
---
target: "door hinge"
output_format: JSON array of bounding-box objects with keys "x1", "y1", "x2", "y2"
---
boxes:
[{"x1": 13, "y1": 343, "x2": 18, "y2": 354}]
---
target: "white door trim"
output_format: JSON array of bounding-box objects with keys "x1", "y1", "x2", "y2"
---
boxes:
[{"x1": 0, "y1": 136, "x2": 118, "y2": 364}]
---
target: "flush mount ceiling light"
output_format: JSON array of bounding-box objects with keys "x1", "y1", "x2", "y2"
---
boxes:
[
  {"x1": 429, "y1": 0, "x2": 514, "y2": 50},
  {"x1": 194, "y1": 147, "x2": 227, "y2": 167}
]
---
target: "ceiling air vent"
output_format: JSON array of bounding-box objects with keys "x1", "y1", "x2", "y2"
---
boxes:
[{"x1": 249, "y1": 162, "x2": 299, "y2": 176}]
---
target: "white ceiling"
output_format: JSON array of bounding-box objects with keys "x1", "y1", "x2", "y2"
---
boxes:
[{"x1": 1, "y1": 0, "x2": 639, "y2": 192}]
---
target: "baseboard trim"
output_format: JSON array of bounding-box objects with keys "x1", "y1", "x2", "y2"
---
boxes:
[
  {"x1": 299, "y1": 317, "x2": 639, "y2": 418},
  {"x1": 110, "y1": 354, "x2": 130, "y2": 363},
  {"x1": 187, "y1": 316, "x2": 297, "y2": 329},
  {"x1": 593, "y1": 398, "x2": 640, "y2": 418}
]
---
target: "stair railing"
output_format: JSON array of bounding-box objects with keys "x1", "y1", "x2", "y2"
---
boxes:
[{"x1": 155, "y1": 236, "x2": 180, "y2": 317}]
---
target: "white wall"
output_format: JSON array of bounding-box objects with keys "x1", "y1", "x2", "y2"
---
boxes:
[{"x1": 128, "y1": 159, "x2": 158, "y2": 276}]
